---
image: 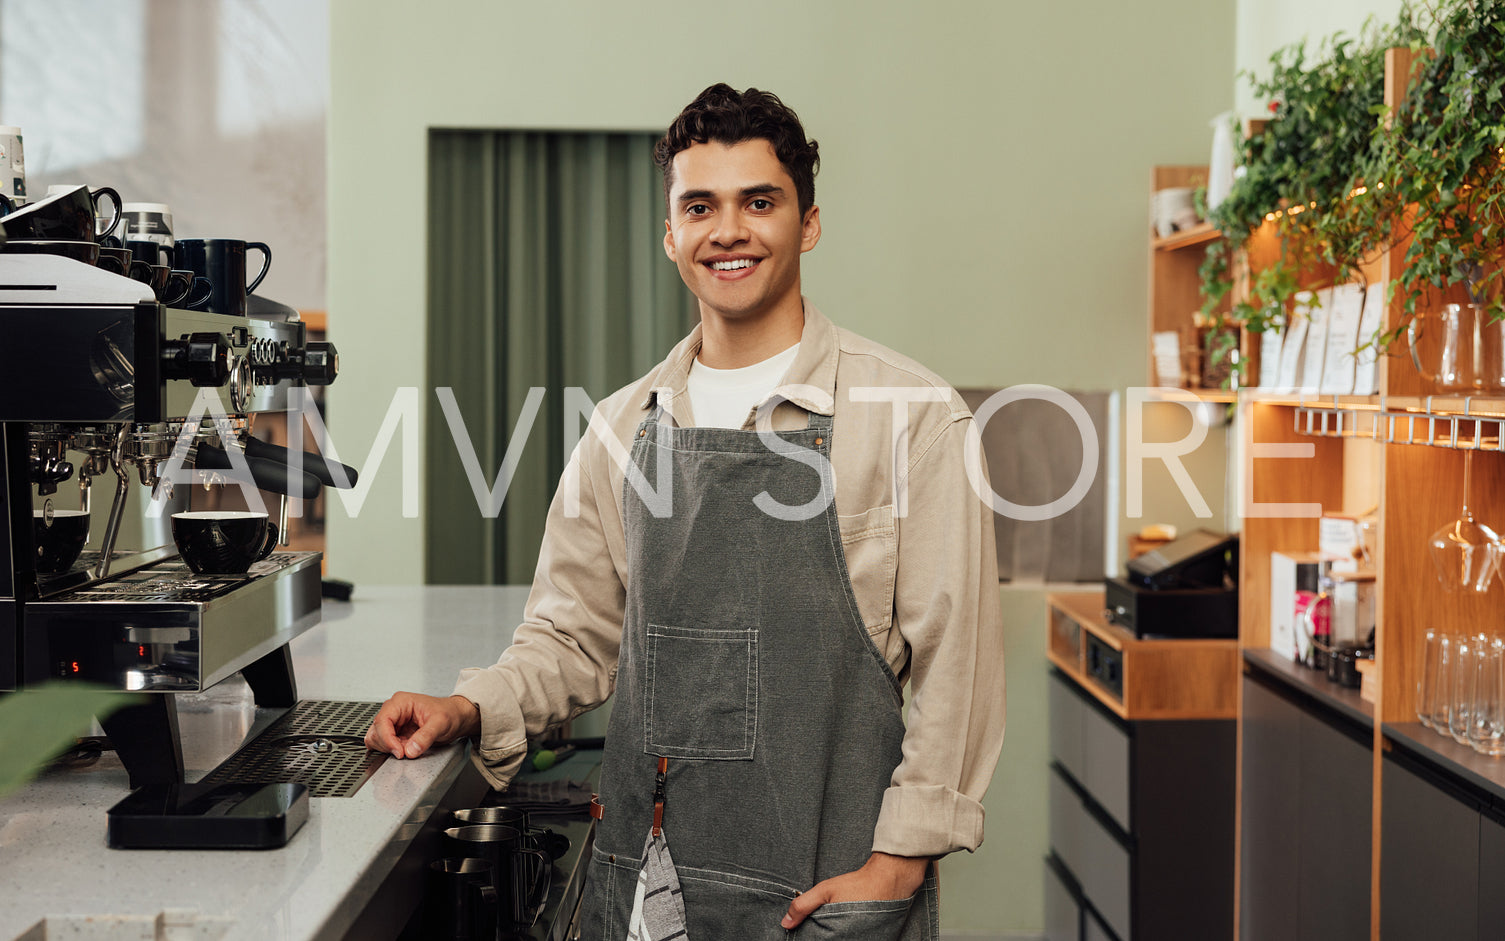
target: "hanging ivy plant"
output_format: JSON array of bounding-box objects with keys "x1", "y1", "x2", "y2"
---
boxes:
[
  {"x1": 1375, "y1": 0, "x2": 1505, "y2": 340},
  {"x1": 1200, "y1": 13, "x2": 1422, "y2": 345},
  {"x1": 1197, "y1": 0, "x2": 1505, "y2": 370}
]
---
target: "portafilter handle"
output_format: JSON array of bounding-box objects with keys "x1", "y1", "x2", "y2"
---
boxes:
[
  {"x1": 242, "y1": 434, "x2": 359, "y2": 488},
  {"x1": 193, "y1": 443, "x2": 322, "y2": 500}
]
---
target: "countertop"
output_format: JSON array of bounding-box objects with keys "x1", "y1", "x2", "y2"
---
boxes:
[
  {"x1": 1242, "y1": 648, "x2": 1375, "y2": 730},
  {"x1": 0, "y1": 585, "x2": 534, "y2": 941}
]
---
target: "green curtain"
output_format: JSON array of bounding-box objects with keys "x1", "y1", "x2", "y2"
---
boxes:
[{"x1": 425, "y1": 131, "x2": 697, "y2": 584}]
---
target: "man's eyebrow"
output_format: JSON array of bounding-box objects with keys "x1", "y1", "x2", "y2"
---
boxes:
[{"x1": 675, "y1": 184, "x2": 787, "y2": 204}]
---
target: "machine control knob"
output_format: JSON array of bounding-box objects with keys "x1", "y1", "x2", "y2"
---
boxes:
[
  {"x1": 253, "y1": 341, "x2": 339, "y2": 387},
  {"x1": 161, "y1": 333, "x2": 231, "y2": 387},
  {"x1": 274, "y1": 340, "x2": 339, "y2": 386}
]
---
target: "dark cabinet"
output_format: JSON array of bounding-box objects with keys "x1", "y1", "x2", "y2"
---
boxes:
[
  {"x1": 1239, "y1": 671, "x2": 1371, "y2": 941},
  {"x1": 1480, "y1": 812, "x2": 1505, "y2": 931},
  {"x1": 1380, "y1": 751, "x2": 1485, "y2": 940},
  {"x1": 1047, "y1": 670, "x2": 1235, "y2": 940}
]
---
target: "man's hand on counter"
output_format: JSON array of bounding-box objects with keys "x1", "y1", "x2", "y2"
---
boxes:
[{"x1": 365, "y1": 692, "x2": 481, "y2": 759}]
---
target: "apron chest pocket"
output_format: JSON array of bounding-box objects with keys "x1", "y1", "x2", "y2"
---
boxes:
[{"x1": 645, "y1": 624, "x2": 758, "y2": 759}]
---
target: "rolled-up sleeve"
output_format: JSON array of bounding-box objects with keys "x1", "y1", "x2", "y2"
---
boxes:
[
  {"x1": 872, "y1": 416, "x2": 1006, "y2": 857},
  {"x1": 452, "y1": 442, "x2": 627, "y2": 791}
]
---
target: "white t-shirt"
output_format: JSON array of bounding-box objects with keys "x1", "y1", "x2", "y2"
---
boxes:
[{"x1": 686, "y1": 343, "x2": 801, "y2": 429}]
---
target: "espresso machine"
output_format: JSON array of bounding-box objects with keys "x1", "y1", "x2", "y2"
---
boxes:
[{"x1": 0, "y1": 252, "x2": 347, "y2": 789}]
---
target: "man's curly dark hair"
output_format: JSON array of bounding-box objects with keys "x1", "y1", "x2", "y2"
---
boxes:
[{"x1": 654, "y1": 84, "x2": 820, "y2": 217}]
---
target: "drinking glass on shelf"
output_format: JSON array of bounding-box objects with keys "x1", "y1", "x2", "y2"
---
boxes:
[
  {"x1": 1429, "y1": 451, "x2": 1502, "y2": 593},
  {"x1": 1469, "y1": 635, "x2": 1505, "y2": 757},
  {"x1": 1450, "y1": 635, "x2": 1480, "y2": 745},
  {"x1": 1418, "y1": 628, "x2": 1444, "y2": 729},
  {"x1": 1428, "y1": 633, "x2": 1459, "y2": 734}
]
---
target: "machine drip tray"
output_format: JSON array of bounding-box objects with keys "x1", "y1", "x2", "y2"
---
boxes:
[{"x1": 198, "y1": 700, "x2": 387, "y2": 798}]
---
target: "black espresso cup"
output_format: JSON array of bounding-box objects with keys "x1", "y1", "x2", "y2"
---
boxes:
[
  {"x1": 175, "y1": 238, "x2": 271, "y2": 317},
  {"x1": 0, "y1": 185, "x2": 119, "y2": 241},
  {"x1": 127, "y1": 239, "x2": 174, "y2": 267},
  {"x1": 145, "y1": 263, "x2": 172, "y2": 298},
  {"x1": 164, "y1": 270, "x2": 212, "y2": 308},
  {"x1": 171, "y1": 511, "x2": 278, "y2": 575},
  {"x1": 147, "y1": 264, "x2": 199, "y2": 305},
  {"x1": 442, "y1": 825, "x2": 550, "y2": 930},
  {"x1": 424, "y1": 857, "x2": 499, "y2": 941},
  {"x1": 33, "y1": 509, "x2": 89, "y2": 574},
  {"x1": 4, "y1": 239, "x2": 102, "y2": 265},
  {"x1": 97, "y1": 246, "x2": 131, "y2": 277}
]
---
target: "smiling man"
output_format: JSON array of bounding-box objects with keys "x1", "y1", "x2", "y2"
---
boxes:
[{"x1": 367, "y1": 84, "x2": 1006, "y2": 940}]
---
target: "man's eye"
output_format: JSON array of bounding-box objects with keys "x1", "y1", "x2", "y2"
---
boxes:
[
  {"x1": 750, "y1": 199, "x2": 772, "y2": 210},
  {"x1": 686, "y1": 204, "x2": 710, "y2": 216}
]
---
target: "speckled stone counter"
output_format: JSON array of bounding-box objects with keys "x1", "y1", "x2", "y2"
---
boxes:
[{"x1": 0, "y1": 585, "x2": 533, "y2": 941}]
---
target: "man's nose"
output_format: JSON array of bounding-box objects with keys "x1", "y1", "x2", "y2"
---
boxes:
[{"x1": 711, "y1": 209, "x2": 749, "y2": 247}]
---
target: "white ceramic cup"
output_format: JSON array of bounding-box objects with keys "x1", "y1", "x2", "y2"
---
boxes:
[
  {"x1": 121, "y1": 201, "x2": 174, "y2": 247},
  {"x1": 1154, "y1": 187, "x2": 1197, "y2": 238}
]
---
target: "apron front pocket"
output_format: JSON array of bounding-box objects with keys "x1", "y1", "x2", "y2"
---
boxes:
[
  {"x1": 798, "y1": 894, "x2": 915, "y2": 941},
  {"x1": 645, "y1": 623, "x2": 758, "y2": 759}
]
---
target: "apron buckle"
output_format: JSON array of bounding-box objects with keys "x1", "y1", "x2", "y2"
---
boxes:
[{"x1": 651, "y1": 756, "x2": 669, "y2": 837}]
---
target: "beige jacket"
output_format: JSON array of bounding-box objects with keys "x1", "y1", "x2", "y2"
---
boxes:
[{"x1": 453, "y1": 302, "x2": 1006, "y2": 858}]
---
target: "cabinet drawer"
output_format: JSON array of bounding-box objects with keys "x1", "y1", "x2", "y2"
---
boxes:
[
  {"x1": 1050, "y1": 769, "x2": 1131, "y2": 940},
  {"x1": 1381, "y1": 753, "x2": 1479, "y2": 940},
  {"x1": 1085, "y1": 909, "x2": 1116, "y2": 941},
  {"x1": 1044, "y1": 856, "x2": 1080, "y2": 941},
  {"x1": 1051, "y1": 673, "x2": 1088, "y2": 785},
  {"x1": 1083, "y1": 702, "x2": 1130, "y2": 830},
  {"x1": 1050, "y1": 673, "x2": 1131, "y2": 831}
]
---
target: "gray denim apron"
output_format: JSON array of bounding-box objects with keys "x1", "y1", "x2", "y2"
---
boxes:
[{"x1": 576, "y1": 400, "x2": 940, "y2": 940}]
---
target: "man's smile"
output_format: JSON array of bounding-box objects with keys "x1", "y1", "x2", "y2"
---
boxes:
[{"x1": 703, "y1": 255, "x2": 762, "y2": 280}]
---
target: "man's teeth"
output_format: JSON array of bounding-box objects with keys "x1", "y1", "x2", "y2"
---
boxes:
[{"x1": 710, "y1": 259, "x2": 756, "y2": 271}]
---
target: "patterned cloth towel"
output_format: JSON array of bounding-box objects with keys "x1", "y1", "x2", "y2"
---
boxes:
[
  {"x1": 494, "y1": 777, "x2": 594, "y2": 816},
  {"x1": 626, "y1": 827, "x2": 690, "y2": 941}
]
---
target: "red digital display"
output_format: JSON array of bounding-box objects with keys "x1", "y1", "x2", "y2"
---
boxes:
[
  {"x1": 138, "y1": 645, "x2": 146, "y2": 658},
  {"x1": 70, "y1": 661, "x2": 79, "y2": 674}
]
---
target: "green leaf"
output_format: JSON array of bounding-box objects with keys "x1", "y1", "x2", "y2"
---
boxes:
[{"x1": 0, "y1": 683, "x2": 133, "y2": 797}]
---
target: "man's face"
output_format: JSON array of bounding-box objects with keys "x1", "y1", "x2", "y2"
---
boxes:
[{"x1": 663, "y1": 139, "x2": 820, "y2": 326}]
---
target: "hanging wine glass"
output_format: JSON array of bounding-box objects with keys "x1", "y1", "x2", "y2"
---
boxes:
[{"x1": 1429, "y1": 450, "x2": 1501, "y2": 593}]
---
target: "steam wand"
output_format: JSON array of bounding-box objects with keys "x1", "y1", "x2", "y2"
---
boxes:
[{"x1": 92, "y1": 424, "x2": 133, "y2": 580}]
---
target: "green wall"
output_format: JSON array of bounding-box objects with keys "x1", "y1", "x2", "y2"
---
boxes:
[
  {"x1": 1236, "y1": 0, "x2": 1409, "y2": 113},
  {"x1": 327, "y1": 1, "x2": 1236, "y2": 933}
]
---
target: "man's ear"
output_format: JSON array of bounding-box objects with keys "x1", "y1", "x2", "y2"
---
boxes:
[
  {"x1": 663, "y1": 219, "x2": 676, "y2": 262},
  {"x1": 801, "y1": 205, "x2": 821, "y2": 253}
]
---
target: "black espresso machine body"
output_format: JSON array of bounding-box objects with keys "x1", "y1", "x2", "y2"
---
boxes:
[
  {"x1": 0, "y1": 254, "x2": 341, "y2": 787},
  {"x1": 1105, "y1": 529, "x2": 1239, "y2": 638}
]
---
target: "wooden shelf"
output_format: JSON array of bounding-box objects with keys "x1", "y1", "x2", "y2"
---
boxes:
[
  {"x1": 1153, "y1": 222, "x2": 1219, "y2": 252},
  {"x1": 1242, "y1": 391, "x2": 1505, "y2": 418},
  {"x1": 1148, "y1": 165, "x2": 1235, "y2": 389},
  {"x1": 1243, "y1": 391, "x2": 1383, "y2": 408},
  {"x1": 1143, "y1": 387, "x2": 1238, "y2": 404},
  {"x1": 1047, "y1": 590, "x2": 1240, "y2": 721}
]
